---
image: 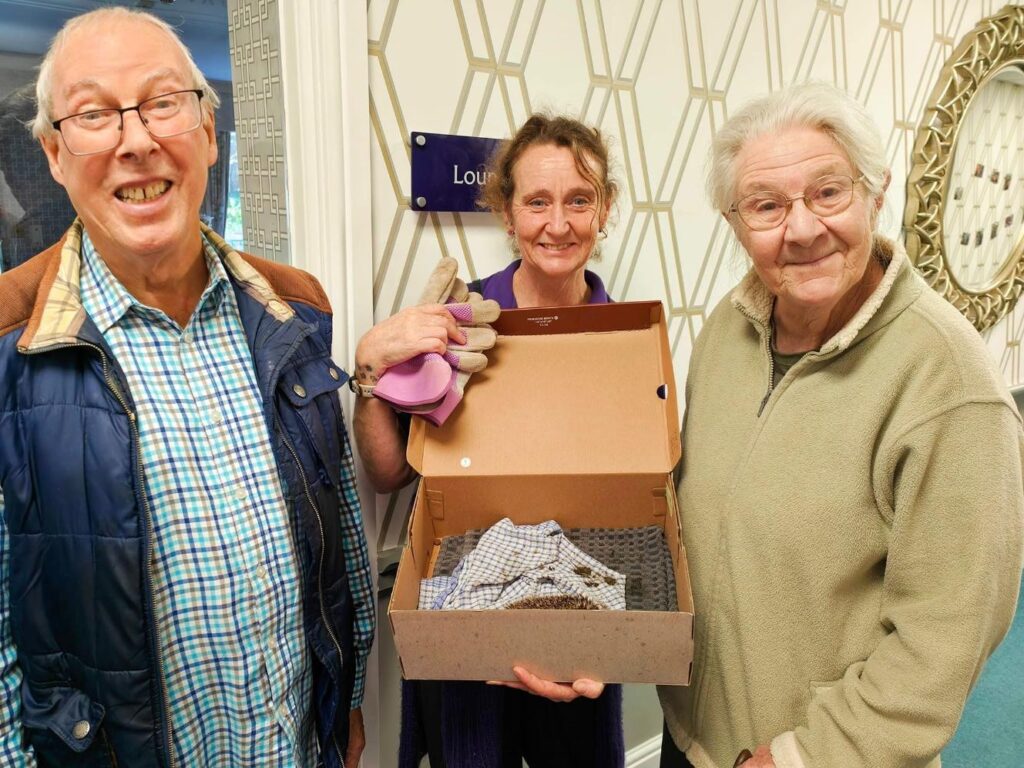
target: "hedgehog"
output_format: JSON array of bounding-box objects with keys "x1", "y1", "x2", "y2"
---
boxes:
[{"x1": 505, "y1": 595, "x2": 602, "y2": 610}]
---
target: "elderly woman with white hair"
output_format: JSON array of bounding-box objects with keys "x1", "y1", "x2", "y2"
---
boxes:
[{"x1": 658, "y1": 82, "x2": 1024, "y2": 768}]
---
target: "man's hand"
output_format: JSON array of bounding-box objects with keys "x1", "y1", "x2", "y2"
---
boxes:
[
  {"x1": 487, "y1": 665, "x2": 604, "y2": 703},
  {"x1": 345, "y1": 707, "x2": 365, "y2": 767},
  {"x1": 354, "y1": 305, "x2": 465, "y2": 385},
  {"x1": 740, "y1": 744, "x2": 776, "y2": 768}
]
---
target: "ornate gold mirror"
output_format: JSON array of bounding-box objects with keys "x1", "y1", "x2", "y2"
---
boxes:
[{"x1": 904, "y1": 5, "x2": 1024, "y2": 332}]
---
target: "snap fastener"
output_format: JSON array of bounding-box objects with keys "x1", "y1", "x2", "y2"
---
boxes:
[
  {"x1": 292, "y1": 384, "x2": 306, "y2": 398},
  {"x1": 72, "y1": 720, "x2": 90, "y2": 740},
  {"x1": 329, "y1": 367, "x2": 340, "y2": 381}
]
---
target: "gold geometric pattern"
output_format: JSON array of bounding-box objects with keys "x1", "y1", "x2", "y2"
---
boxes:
[
  {"x1": 904, "y1": 4, "x2": 1024, "y2": 332},
  {"x1": 367, "y1": 0, "x2": 1013, "y2": 555}
]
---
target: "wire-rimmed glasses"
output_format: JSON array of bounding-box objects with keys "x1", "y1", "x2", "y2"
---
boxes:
[
  {"x1": 51, "y1": 89, "x2": 205, "y2": 156},
  {"x1": 728, "y1": 174, "x2": 865, "y2": 231}
]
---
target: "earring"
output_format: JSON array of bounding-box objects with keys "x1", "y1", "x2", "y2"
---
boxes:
[{"x1": 598, "y1": 228, "x2": 608, "y2": 240}]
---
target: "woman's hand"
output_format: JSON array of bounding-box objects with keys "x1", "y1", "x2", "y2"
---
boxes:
[
  {"x1": 354, "y1": 305, "x2": 465, "y2": 383},
  {"x1": 488, "y1": 665, "x2": 604, "y2": 703}
]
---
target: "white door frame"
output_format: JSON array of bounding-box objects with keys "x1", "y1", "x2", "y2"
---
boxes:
[{"x1": 277, "y1": 3, "x2": 382, "y2": 765}]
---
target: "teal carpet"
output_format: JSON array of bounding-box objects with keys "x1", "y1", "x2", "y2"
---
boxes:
[{"x1": 942, "y1": 576, "x2": 1024, "y2": 766}]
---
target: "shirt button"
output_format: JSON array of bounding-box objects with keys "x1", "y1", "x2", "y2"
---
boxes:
[
  {"x1": 72, "y1": 720, "x2": 90, "y2": 740},
  {"x1": 256, "y1": 563, "x2": 268, "y2": 579},
  {"x1": 233, "y1": 485, "x2": 247, "y2": 501},
  {"x1": 292, "y1": 384, "x2": 306, "y2": 398},
  {"x1": 328, "y1": 367, "x2": 340, "y2": 380},
  {"x1": 210, "y1": 410, "x2": 223, "y2": 425}
]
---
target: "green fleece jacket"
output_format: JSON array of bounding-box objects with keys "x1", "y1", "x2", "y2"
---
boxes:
[{"x1": 658, "y1": 238, "x2": 1024, "y2": 768}]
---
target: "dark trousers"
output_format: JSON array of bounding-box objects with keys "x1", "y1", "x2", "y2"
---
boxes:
[
  {"x1": 416, "y1": 680, "x2": 622, "y2": 767},
  {"x1": 660, "y1": 722, "x2": 694, "y2": 768},
  {"x1": 509, "y1": 688, "x2": 617, "y2": 767}
]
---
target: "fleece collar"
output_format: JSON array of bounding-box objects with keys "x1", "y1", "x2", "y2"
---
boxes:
[
  {"x1": 729, "y1": 236, "x2": 915, "y2": 356},
  {"x1": 18, "y1": 220, "x2": 293, "y2": 353}
]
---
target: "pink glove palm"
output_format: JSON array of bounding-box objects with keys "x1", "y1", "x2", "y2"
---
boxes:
[{"x1": 374, "y1": 258, "x2": 498, "y2": 424}]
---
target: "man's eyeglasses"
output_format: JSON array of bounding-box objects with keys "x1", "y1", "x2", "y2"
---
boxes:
[
  {"x1": 51, "y1": 89, "x2": 205, "y2": 156},
  {"x1": 728, "y1": 174, "x2": 865, "y2": 231}
]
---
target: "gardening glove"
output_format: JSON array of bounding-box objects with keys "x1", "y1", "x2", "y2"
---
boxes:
[
  {"x1": 431, "y1": 269, "x2": 500, "y2": 380},
  {"x1": 428, "y1": 263, "x2": 500, "y2": 424},
  {"x1": 374, "y1": 257, "x2": 499, "y2": 421}
]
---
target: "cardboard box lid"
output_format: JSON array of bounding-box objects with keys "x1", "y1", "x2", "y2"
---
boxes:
[{"x1": 407, "y1": 301, "x2": 681, "y2": 478}]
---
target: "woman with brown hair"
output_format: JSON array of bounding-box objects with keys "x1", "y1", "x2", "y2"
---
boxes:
[{"x1": 353, "y1": 114, "x2": 625, "y2": 767}]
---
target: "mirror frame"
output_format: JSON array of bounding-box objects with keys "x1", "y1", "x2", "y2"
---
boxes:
[{"x1": 904, "y1": 4, "x2": 1024, "y2": 333}]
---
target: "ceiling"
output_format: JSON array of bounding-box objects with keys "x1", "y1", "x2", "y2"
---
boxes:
[{"x1": 0, "y1": 0, "x2": 231, "y2": 81}]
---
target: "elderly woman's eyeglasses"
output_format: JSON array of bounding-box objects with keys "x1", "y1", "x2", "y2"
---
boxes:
[
  {"x1": 728, "y1": 174, "x2": 865, "y2": 231},
  {"x1": 51, "y1": 90, "x2": 205, "y2": 156}
]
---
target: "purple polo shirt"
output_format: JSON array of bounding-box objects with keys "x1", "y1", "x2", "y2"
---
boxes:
[{"x1": 469, "y1": 260, "x2": 611, "y2": 308}]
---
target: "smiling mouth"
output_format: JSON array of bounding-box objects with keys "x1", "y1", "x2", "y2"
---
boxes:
[
  {"x1": 115, "y1": 181, "x2": 171, "y2": 203},
  {"x1": 540, "y1": 243, "x2": 575, "y2": 251},
  {"x1": 789, "y1": 251, "x2": 835, "y2": 266}
]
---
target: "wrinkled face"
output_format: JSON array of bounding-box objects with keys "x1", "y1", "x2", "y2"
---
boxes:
[
  {"x1": 730, "y1": 126, "x2": 882, "y2": 317},
  {"x1": 505, "y1": 144, "x2": 609, "y2": 281},
  {"x1": 41, "y1": 17, "x2": 216, "y2": 270}
]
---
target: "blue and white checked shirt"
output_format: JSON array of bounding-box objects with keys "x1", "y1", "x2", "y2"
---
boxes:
[{"x1": 0, "y1": 233, "x2": 374, "y2": 767}]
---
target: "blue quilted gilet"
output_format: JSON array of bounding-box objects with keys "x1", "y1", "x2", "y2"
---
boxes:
[{"x1": 0, "y1": 278, "x2": 356, "y2": 768}]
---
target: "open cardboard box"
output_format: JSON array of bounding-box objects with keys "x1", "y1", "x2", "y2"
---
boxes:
[{"x1": 388, "y1": 301, "x2": 694, "y2": 685}]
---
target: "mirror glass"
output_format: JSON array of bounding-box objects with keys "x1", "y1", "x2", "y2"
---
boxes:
[{"x1": 942, "y1": 64, "x2": 1024, "y2": 292}]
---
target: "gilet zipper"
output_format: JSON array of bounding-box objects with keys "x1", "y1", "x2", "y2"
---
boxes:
[
  {"x1": 273, "y1": 412, "x2": 346, "y2": 767},
  {"x1": 24, "y1": 341, "x2": 176, "y2": 768}
]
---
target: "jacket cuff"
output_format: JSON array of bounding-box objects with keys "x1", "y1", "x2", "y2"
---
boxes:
[{"x1": 771, "y1": 731, "x2": 808, "y2": 768}]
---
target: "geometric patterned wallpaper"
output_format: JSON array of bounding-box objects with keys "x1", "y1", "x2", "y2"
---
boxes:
[
  {"x1": 942, "y1": 76, "x2": 1024, "y2": 291},
  {"x1": 227, "y1": 0, "x2": 290, "y2": 263},
  {"x1": 367, "y1": 0, "x2": 1020, "y2": 557},
  {"x1": 368, "y1": 0, "x2": 1021, "y2": 391}
]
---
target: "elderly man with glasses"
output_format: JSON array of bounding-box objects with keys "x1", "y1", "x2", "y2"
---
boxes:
[{"x1": 0, "y1": 8, "x2": 373, "y2": 768}]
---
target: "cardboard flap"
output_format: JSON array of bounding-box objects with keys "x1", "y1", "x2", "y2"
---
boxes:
[{"x1": 408, "y1": 301, "x2": 681, "y2": 477}]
